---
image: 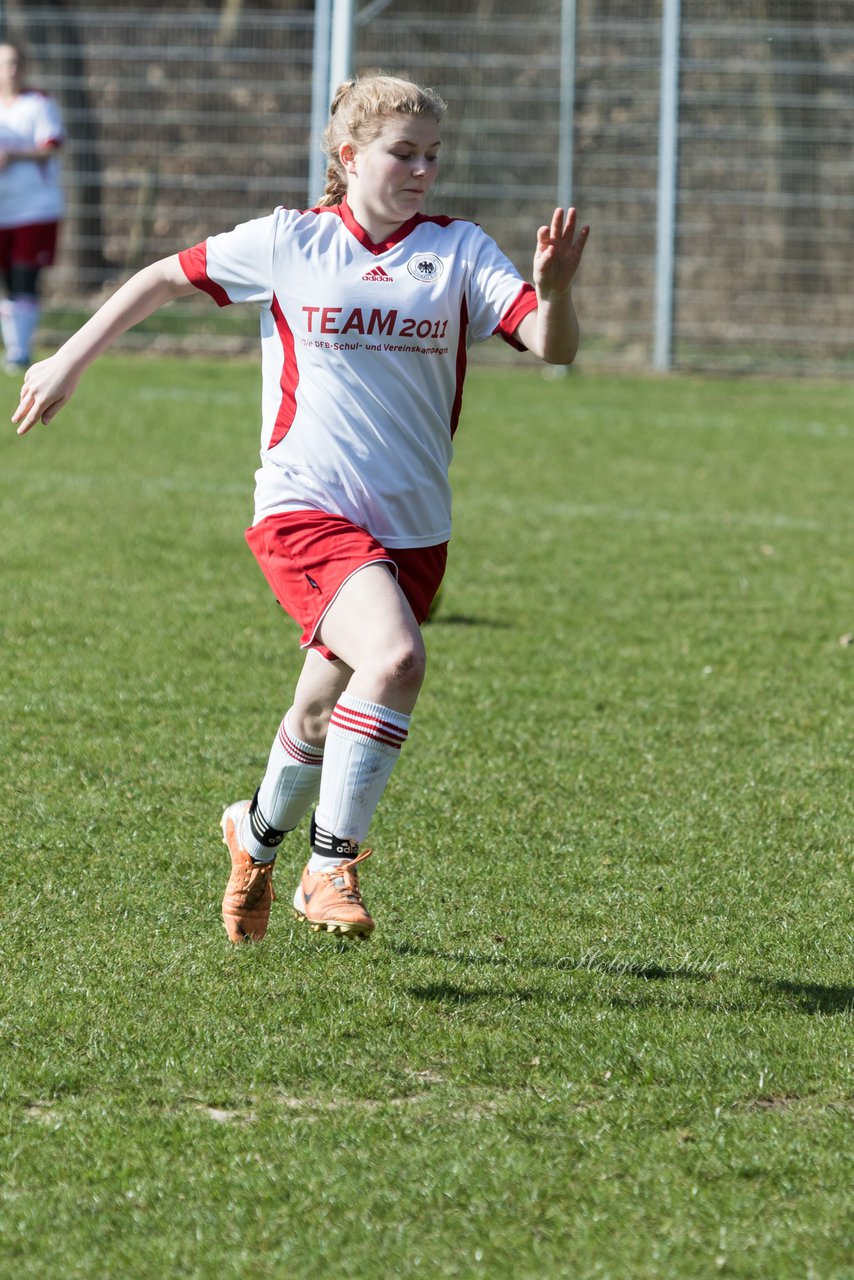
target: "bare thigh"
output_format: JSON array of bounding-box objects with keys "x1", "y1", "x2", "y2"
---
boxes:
[{"x1": 316, "y1": 562, "x2": 427, "y2": 714}]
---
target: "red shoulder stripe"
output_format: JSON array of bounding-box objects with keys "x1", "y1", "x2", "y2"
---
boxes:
[{"x1": 177, "y1": 242, "x2": 231, "y2": 308}]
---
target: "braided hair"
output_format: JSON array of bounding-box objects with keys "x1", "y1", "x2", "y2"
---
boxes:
[{"x1": 317, "y1": 74, "x2": 446, "y2": 207}]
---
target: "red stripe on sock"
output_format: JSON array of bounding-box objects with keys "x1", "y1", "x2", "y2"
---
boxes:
[
  {"x1": 330, "y1": 705, "x2": 408, "y2": 749},
  {"x1": 278, "y1": 721, "x2": 324, "y2": 765},
  {"x1": 332, "y1": 706, "x2": 408, "y2": 741}
]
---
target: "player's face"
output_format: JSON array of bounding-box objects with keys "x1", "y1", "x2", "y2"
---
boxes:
[
  {"x1": 0, "y1": 46, "x2": 23, "y2": 96},
  {"x1": 342, "y1": 114, "x2": 441, "y2": 234}
]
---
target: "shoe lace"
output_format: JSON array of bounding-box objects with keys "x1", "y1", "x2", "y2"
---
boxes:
[
  {"x1": 242, "y1": 858, "x2": 274, "y2": 907},
  {"x1": 323, "y1": 847, "x2": 372, "y2": 903}
]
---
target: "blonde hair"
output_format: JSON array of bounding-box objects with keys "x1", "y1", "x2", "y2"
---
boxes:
[{"x1": 318, "y1": 74, "x2": 446, "y2": 207}]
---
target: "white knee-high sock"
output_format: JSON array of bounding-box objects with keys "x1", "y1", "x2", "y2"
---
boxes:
[
  {"x1": 0, "y1": 298, "x2": 18, "y2": 360},
  {"x1": 2, "y1": 296, "x2": 40, "y2": 363},
  {"x1": 240, "y1": 710, "x2": 323, "y2": 861},
  {"x1": 313, "y1": 693, "x2": 410, "y2": 848}
]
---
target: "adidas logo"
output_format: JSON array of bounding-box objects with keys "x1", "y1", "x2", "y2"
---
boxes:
[{"x1": 362, "y1": 265, "x2": 394, "y2": 283}]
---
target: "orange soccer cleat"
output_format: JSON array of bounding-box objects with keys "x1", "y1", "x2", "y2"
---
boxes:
[
  {"x1": 221, "y1": 801, "x2": 276, "y2": 943},
  {"x1": 292, "y1": 848, "x2": 375, "y2": 940}
]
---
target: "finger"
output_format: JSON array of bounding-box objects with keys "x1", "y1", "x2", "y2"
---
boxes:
[
  {"x1": 536, "y1": 223, "x2": 551, "y2": 250},
  {"x1": 561, "y1": 207, "x2": 578, "y2": 240},
  {"x1": 15, "y1": 403, "x2": 41, "y2": 435},
  {"x1": 14, "y1": 393, "x2": 51, "y2": 435},
  {"x1": 16, "y1": 412, "x2": 38, "y2": 436},
  {"x1": 11, "y1": 384, "x2": 35, "y2": 424},
  {"x1": 11, "y1": 366, "x2": 34, "y2": 406},
  {"x1": 11, "y1": 391, "x2": 32, "y2": 427},
  {"x1": 42, "y1": 399, "x2": 65, "y2": 425}
]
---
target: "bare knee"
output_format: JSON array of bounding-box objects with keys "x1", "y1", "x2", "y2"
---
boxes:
[
  {"x1": 290, "y1": 653, "x2": 352, "y2": 747},
  {"x1": 289, "y1": 696, "x2": 338, "y2": 747},
  {"x1": 348, "y1": 636, "x2": 427, "y2": 712},
  {"x1": 383, "y1": 638, "x2": 427, "y2": 697},
  {"x1": 289, "y1": 700, "x2": 335, "y2": 747}
]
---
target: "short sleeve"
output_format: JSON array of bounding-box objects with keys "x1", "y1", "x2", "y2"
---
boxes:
[
  {"x1": 465, "y1": 228, "x2": 538, "y2": 348},
  {"x1": 178, "y1": 213, "x2": 277, "y2": 308},
  {"x1": 34, "y1": 95, "x2": 64, "y2": 147}
]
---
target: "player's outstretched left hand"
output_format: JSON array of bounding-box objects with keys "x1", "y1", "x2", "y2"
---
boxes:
[
  {"x1": 11, "y1": 354, "x2": 81, "y2": 436},
  {"x1": 533, "y1": 207, "x2": 590, "y2": 298}
]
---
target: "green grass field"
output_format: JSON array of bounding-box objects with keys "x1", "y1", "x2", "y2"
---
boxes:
[{"x1": 1, "y1": 358, "x2": 851, "y2": 1278}]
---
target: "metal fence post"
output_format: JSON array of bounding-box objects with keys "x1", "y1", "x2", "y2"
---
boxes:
[
  {"x1": 308, "y1": 0, "x2": 354, "y2": 207},
  {"x1": 653, "y1": 0, "x2": 681, "y2": 372},
  {"x1": 329, "y1": 0, "x2": 355, "y2": 102},
  {"x1": 308, "y1": 0, "x2": 333, "y2": 206},
  {"x1": 558, "y1": 0, "x2": 576, "y2": 209}
]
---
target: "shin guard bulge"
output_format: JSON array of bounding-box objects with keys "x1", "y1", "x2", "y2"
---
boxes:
[{"x1": 314, "y1": 693, "x2": 410, "y2": 845}]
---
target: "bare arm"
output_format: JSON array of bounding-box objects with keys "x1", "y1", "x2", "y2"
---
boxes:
[
  {"x1": 515, "y1": 207, "x2": 590, "y2": 365},
  {"x1": 0, "y1": 142, "x2": 60, "y2": 168},
  {"x1": 12, "y1": 254, "x2": 196, "y2": 435}
]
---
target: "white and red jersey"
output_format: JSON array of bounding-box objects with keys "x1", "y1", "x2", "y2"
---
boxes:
[
  {"x1": 178, "y1": 201, "x2": 537, "y2": 547},
  {"x1": 0, "y1": 90, "x2": 65, "y2": 228}
]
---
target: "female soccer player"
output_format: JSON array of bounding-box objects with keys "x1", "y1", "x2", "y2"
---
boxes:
[
  {"x1": 13, "y1": 75, "x2": 589, "y2": 944},
  {"x1": 0, "y1": 41, "x2": 65, "y2": 373}
]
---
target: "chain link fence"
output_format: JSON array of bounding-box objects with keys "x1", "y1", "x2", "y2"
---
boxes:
[{"x1": 4, "y1": 1, "x2": 852, "y2": 374}]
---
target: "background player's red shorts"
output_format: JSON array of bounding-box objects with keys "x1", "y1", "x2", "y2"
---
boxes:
[
  {"x1": 245, "y1": 510, "x2": 448, "y2": 662},
  {"x1": 0, "y1": 221, "x2": 60, "y2": 272}
]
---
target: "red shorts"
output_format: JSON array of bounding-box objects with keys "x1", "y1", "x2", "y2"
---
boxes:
[
  {"x1": 0, "y1": 221, "x2": 60, "y2": 273},
  {"x1": 245, "y1": 510, "x2": 448, "y2": 662}
]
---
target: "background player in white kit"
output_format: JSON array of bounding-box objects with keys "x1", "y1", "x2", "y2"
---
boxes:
[
  {"x1": 0, "y1": 42, "x2": 65, "y2": 373},
  {"x1": 13, "y1": 75, "x2": 589, "y2": 944}
]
